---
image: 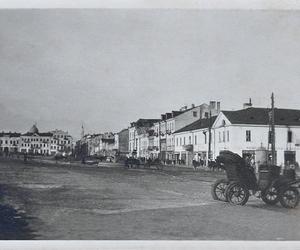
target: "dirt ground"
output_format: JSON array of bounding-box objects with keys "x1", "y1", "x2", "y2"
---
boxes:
[{"x1": 0, "y1": 158, "x2": 299, "y2": 240}]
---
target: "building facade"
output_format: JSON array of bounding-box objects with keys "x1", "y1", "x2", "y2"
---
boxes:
[
  {"x1": 128, "y1": 119, "x2": 160, "y2": 158},
  {"x1": 0, "y1": 125, "x2": 73, "y2": 156},
  {"x1": 0, "y1": 132, "x2": 21, "y2": 155},
  {"x1": 174, "y1": 106, "x2": 300, "y2": 168}
]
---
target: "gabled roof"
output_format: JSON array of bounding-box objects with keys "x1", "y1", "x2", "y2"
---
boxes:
[
  {"x1": 222, "y1": 107, "x2": 300, "y2": 126},
  {"x1": 174, "y1": 116, "x2": 217, "y2": 134}
]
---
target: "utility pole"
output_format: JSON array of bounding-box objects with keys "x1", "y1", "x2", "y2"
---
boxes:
[
  {"x1": 208, "y1": 110, "x2": 212, "y2": 162},
  {"x1": 271, "y1": 93, "x2": 276, "y2": 165}
]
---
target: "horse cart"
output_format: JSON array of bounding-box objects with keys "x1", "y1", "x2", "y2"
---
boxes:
[
  {"x1": 144, "y1": 158, "x2": 164, "y2": 170},
  {"x1": 211, "y1": 151, "x2": 300, "y2": 208},
  {"x1": 125, "y1": 157, "x2": 163, "y2": 170}
]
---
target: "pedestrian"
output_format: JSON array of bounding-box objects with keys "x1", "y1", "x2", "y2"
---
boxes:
[{"x1": 23, "y1": 152, "x2": 27, "y2": 163}]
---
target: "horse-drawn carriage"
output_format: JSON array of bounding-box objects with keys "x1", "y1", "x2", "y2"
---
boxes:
[
  {"x1": 211, "y1": 151, "x2": 300, "y2": 208},
  {"x1": 125, "y1": 157, "x2": 164, "y2": 170}
]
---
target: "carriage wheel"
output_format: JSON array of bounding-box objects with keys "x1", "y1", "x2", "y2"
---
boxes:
[
  {"x1": 211, "y1": 179, "x2": 229, "y2": 202},
  {"x1": 226, "y1": 182, "x2": 249, "y2": 206},
  {"x1": 261, "y1": 186, "x2": 279, "y2": 205},
  {"x1": 279, "y1": 187, "x2": 299, "y2": 209}
]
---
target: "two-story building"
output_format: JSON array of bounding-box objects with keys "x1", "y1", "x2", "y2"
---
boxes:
[
  {"x1": 212, "y1": 107, "x2": 300, "y2": 167},
  {"x1": 174, "y1": 104, "x2": 300, "y2": 168},
  {"x1": 174, "y1": 116, "x2": 217, "y2": 166}
]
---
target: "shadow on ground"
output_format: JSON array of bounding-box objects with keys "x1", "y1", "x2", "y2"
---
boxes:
[{"x1": 0, "y1": 185, "x2": 36, "y2": 240}]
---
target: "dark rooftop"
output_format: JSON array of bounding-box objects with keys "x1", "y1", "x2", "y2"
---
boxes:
[
  {"x1": 174, "y1": 116, "x2": 217, "y2": 134},
  {"x1": 0, "y1": 132, "x2": 21, "y2": 137},
  {"x1": 223, "y1": 107, "x2": 300, "y2": 126},
  {"x1": 22, "y1": 132, "x2": 53, "y2": 137}
]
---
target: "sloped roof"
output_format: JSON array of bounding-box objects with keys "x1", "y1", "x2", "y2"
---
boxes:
[
  {"x1": 222, "y1": 107, "x2": 300, "y2": 126},
  {"x1": 174, "y1": 116, "x2": 217, "y2": 134}
]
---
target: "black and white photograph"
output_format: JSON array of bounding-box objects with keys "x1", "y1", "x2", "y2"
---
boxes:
[{"x1": 0, "y1": 0, "x2": 300, "y2": 249}]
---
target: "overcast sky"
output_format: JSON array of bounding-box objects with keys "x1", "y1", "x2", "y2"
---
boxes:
[{"x1": 0, "y1": 9, "x2": 300, "y2": 138}]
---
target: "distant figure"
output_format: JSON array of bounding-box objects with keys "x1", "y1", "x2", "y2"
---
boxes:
[{"x1": 23, "y1": 153, "x2": 28, "y2": 163}]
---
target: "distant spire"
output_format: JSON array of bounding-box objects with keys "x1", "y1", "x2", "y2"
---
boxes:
[{"x1": 81, "y1": 123, "x2": 85, "y2": 139}]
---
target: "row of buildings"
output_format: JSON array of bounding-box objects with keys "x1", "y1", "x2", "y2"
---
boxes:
[
  {"x1": 126, "y1": 99, "x2": 300, "y2": 167},
  {"x1": 0, "y1": 125, "x2": 73, "y2": 156},
  {"x1": 75, "y1": 128, "x2": 129, "y2": 160},
  {"x1": 8, "y1": 98, "x2": 299, "y2": 168}
]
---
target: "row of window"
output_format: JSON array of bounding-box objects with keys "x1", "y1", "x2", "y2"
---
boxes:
[
  {"x1": 176, "y1": 130, "x2": 294, "y2": 145},
  {"x1": 0, "y1": 140, "x2": 19, "y2": 145},
  {"x1": 176, "y1": 134, "x2": 208, "y2": 146},
  {"x1": 219, "y1": 131, "x2": 230, "y2": 143},
  {"x1": 23, "y1": 138, "x2": 50, "y2": 142},
  {"x1": 245, "y1": 130, "x2": 292, "y2": 143}
]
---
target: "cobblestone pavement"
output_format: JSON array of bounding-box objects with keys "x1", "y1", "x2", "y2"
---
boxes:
[{"x1": 0, "y1": 158, "x2": 299, "y2": 240}]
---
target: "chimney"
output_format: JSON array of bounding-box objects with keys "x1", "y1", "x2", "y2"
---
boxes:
[
  {"x1": 217, "y1": 102, "x2": 221, "y2": 113},
  {"x1": 209, "y1": 101, "x2": 216, "y2": 110},
  {"x1": 243, "y1": 98, "x2": 253, "y2": 109},
  {"x1": 191, "y1": 103, "x2": 195, "y2": 108}
]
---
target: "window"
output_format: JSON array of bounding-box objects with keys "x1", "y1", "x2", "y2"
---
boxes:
[
  {"x1": 193, "y1": 111, "x2": 197, "y2": 117},
  {"x1": 189, "y1": 136, "x2": 191, "y2": 144},
  {"x1": 288, "y1": 131, "x2": 292, "y2": 143},
  {"x1": 246, "y1": 130, "x2": 251, "y2": 142},
  {"x1": 176, "y1": 138, "x2": 178, "y2": 146},
  {"x1": 204, "y1": 133, "x2": 207, "y2": 144},
  {"x1": 223, "y1": 131, "x2": 225, "y2": 142},
  {"x1": 205, "y1": 112, "x2": 209, "y2": 118},
  {"x1": 219, "y1": 132, "x2": 221, "y2": 142},
  {"x1": 183, "y1": 137, "x2": 186, "y2": 145},
  {"x1": 180, "y1": 138, "x2": 182, "y2": 146},
  {"x1": 195, "y1": 135, "x2": 197, "y2": 145},
  {"x1": 227, "y1": 131, "x2": 230, "y2": 142}
]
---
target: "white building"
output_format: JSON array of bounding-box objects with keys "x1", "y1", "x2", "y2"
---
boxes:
[
  {"x1": 174, "y1": 116, "x2": 217, "y2": 166},
  {"x1": 128, "y1": 119, "x2": 160, "y2": 158},
  {"x1": 161, "y1": 101, "x2": 220, "y2": 163},
  {"x1": 0, "y1": 132, "x2": 21, "y2": 155},
  {"x1": 0, "y1": 125, "x2": 73, "y2": 156},
  {"x1": 212, "y1": 107, "x2": 300, "y2": 166},
  {"x1": 174, "y1": 106, "x2": 300, "y2": 167}
]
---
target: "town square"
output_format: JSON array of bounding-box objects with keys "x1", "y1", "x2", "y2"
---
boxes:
[{"x1": 0, "y1": 5, "x2": 300, "y2": 244}]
